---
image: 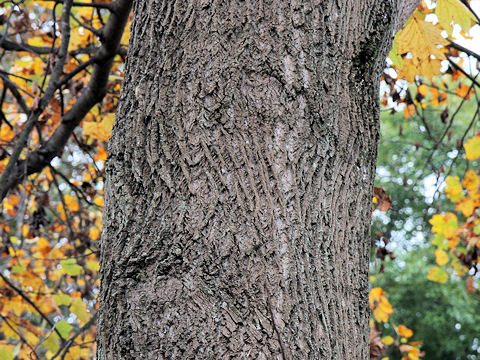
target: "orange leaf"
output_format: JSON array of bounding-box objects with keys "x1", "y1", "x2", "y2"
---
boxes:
[{"x1": 398, "y1": 324, "x2": 414, "y2": 338}]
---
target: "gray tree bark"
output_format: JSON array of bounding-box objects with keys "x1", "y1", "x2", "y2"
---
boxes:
[{"x1": 98, "y1": 1, "x2": 419, "y2": 359}]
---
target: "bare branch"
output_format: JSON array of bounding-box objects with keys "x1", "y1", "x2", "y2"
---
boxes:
[
  {"x1": 41, "y1": 0, "x2": 114, "y2": 11},
  {"x1": 0, "y1": 37, "x2": 52, "y2": 56},
  {"x1": 0, "y1": 0, "x2": 133, "y2": 198},
  {"x1": 0, "y1": 0, "x2": 74, "y2": 200},
  {"x1": 51, "y1": 313, "x2": 98, "y2": 360},
  {"x1": 0, "y1": 273, "x2": 66, "y2": 342}
]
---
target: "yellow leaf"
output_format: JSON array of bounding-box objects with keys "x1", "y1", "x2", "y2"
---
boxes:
[
  {"x1": 22, "y1": 224, "x2": 29, "y2": 238},
  {"x1": 89, "y1": 227, "x2": 100, "y2": 240},
  {"x1": 456, "y1": 197, "x2": 474, "y2": 217},
  {"x1": 434, "y1": 249, "x2": 449, "y2": 266},
  {"x1": 445, "y1": 176, "x2": 463, "y2": 202},
  {"x1": 398, "y1": 324, "x2": 414, "y2": 338},
  {"x1": 436, "y1": 0, "x2": 477, "y2": 34},
  {"x1": 64, "y1": 194, "x2": 79, "y2": 212},
  {"x1": 369, "y1": 287, "x2": 394, "y2": 323},
  {"x1": 418, "y1": 84, "x2": 428, "y2": 95},
  {"x1": 429, "y1": 213, "x2": 458, "y2": 238},
  {"x1": 27, "y1": 37, "x2": 47, "y2": 47},
  {"x1": 69, "y1": 27, "x2": 95, "y2": 51},
  {"x1": 86, "y1": 259, "x2": 100, "y2": 272},
  {"x1": 463, "y1": 170, "x2": 480, "y2": 194},
  {"x1": 32, "y1": 237, "x2": 52, "y2": 258},
  {"x1": 35, "y1": 1, "x2": 56, "y2": 9},
  {"x1": 70, "y1": 298, "x2": 90, "y2": 323},
  {"x1": 382, "y1": 336, "x2": 395, "y2": 345},
  {"x1": 1, "y1": 318, "x2": 20, "y2": 340},
  {"x1": 419, "y1": 58, "x2": 443, "y2": 80},
  {"x1": 121, "y1": 18, "x2": 132, "y2": 45},
  {"x1": 83, "y1": 113, "x2": 115, "y2": 141},
  {"x1": 464, "y1": 136, "x2": 480, "y2": 160},
  {"x1": 397, "y1": 16, "x2": 448, "y2": 65},
  {"x1": 94, "y1": 197, "x2": 104, "y2": 207},
  {"x1": 1, "y1": 295, "x2": 26, "y2": 317},
  {"x1": 397, "y1": 57, "x2": 443, "y2": 81},
  {"x1": 427, "y1": 266, "x2": 448, "y2": 283}
]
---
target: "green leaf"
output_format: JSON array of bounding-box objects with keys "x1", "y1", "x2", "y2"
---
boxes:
[
  {"x1": 60, "y1": 259, "x2": 83, "y2": 276},
  {"x1": 427, "y1": 266, "x2": 449, "y2": 283},
  {"x1": 389, "y1": 32, "x2": 403, "y2": 68},
  {"x1": 474, "y1": 223, "x2": 480, "y2": 235},
  {"x1": 70, "y1": 298, "x2": 90, "y2": 322},
  {"x1": 53, "y1": 292, "x2": 72, "y2": 307},
  {"x1": 43, "y1": 333, "x2": 59, "y2": 354},
  {"x1": 86, "y1": 259, "x2": 100, "y2": 272},
  {"x1": 11, "y1": 264, "x2": 25, "y2": 274},
  {"x1": 0, "y1": 346, "x2": 13, "y2": 360},
  {"x1": 432, "y1": 234, "x2": 448, "y2": 250},
  {"x1": 55, "y1": 320, "x2": 73, "y2": 338}
]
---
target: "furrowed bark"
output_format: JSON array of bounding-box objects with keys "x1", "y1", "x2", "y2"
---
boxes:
[{"x1": 99, "y1": 1, "x2": 419, "y2": 359}]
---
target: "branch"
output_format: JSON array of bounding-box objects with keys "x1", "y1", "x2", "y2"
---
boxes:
[
  {"x1": 50, "y1": 312, "x2": 98, "y2": 360},
  {"x1": 448, "y1": 58, "x2": 480, "y2": 88},
  {"x1": 0, "y1": 0, "x2": 133, "y2": 199},
  {"x1": 448, "y1": 41, "x2": 480, "y2": 62},
  {"x1": 58, "y1": 56, "x2": 96, "y2": 87},
  {"x1": 0, "y1": 273, "x2": 66, "y2": 342},
  {"x1": 0, "y1": 37, "x2": 52, "y2": 56},
  {"x1": 0, "y1": 72, "x2": 30, "y2": 114},
  {"x1": 41, "y1": 0, "x2": 114, "y2": 11},
  {"x1": 0, "y1": 314, "x2": 40, "y2": 359},
  {"x1": 0, "y1": 0, "x2": 74, "y2": 200}
]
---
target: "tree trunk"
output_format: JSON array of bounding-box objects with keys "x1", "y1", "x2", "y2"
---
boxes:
[{"x1": 98, "y1": 1, "x2": 418, "y2": 359}]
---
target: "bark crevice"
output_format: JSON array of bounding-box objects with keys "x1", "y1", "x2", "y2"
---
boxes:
[{"x1": 99, "y1": 1, "x2": 420, "y2": 359}]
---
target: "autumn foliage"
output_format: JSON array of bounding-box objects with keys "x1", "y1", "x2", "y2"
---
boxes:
[
  {"x1": 370, "y1": 0, "x2": 480, "y2": 359},
  {"x1": 0, "y1": 0, "x2": 131, "y2": 358}
]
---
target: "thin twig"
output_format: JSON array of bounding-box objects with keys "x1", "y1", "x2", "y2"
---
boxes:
[
  {"x1": 51, "y1": 312, "x2": 97, "y2": 360},
  {"x1": 0, "y1": 273, "x2": 66, "y2": 342},
  {"x1": 0, "y1": 0, "x2": 74, "y2": 200}
]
